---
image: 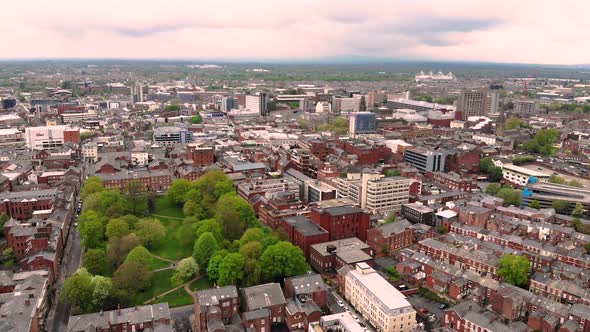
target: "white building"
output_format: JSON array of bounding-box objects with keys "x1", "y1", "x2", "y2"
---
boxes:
[
  {"x1": 245, "y1": 93, "x2": 268, "y2": 116},
  {"x1": 315, "y1": 102, "x2": 331, "y2": 113},
  {"x1": 25, "y1": 125, "x2": 79, "y2": 150},
  {"x1": 61, "y1": 110, "x2": 98, "y2": 123},
  {"x1": 472, "y1": 133, "x2": 496, "y2": 145},
  {"x1": 345, "y1": 263, "x2": 416, "y2": 332},
  {"x1": 82, "y1": 143, "x2": 98, "y2": 162},
  {"x1": 131, "y1": 150, "x2": 149, "y2": 166},
  {"x1": 501, "y1": 163, "x2": 550, "y2": 187},
  {"x1": 0, "y1": 128, "x2": 23, "y2": 145}
]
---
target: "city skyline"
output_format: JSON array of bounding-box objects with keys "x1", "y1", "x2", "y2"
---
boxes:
[{"x1": 2, "y1": 0, "x2": 589, "y2": 65}]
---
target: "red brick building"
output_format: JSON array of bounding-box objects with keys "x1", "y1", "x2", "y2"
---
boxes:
[
  {"x1": 283, "y1": 216, "x2": 329, "y2": 258},
  {"x1": 194, "y1": 286, "x2": 240, "y2": 332},
  {"x1": 241, "y1": 283, "x2": 286, "y2": 331},
  {"x1": 0, "y1": 188, "x2": 57, "y2": 221},
  {"x1": 309, "y1": 238, "x2": 372, "y2": 273},
  {"x1": 186, "y1": 143, "x2": 215, "y2": 166},
  {"x1": 98, "y1": 169, "x2": 172, "y2": 192},
  {"x1": 309, "y1": 204, "x2": 370, "y2": 242},
  {"x1": 432, "y1": 172, "x2": 476, "y2": 192}
]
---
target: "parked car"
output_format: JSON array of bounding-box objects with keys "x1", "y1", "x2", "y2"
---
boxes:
[
  {"x1": 420, "y1": 308, "x2": 429, "y2": 314},
  {"x1": 359, "y1": 322, "x2": 366, "y2": 328},
  {"x1": 439, "y1": 303, "x2": 447, "y2": 310},
  {"x1": 337, "y1": 300, "x2": 344, "y2": 307},
  {"x1": 397, "y1": 284, "x2": 408, "y2": 291}
]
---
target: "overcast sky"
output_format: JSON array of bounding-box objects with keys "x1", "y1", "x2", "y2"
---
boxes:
[{"x1": 2, "y1": 0, "x2": 588, "y2": 64}]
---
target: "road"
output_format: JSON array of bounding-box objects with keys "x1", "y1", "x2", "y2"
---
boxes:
[
  {"x1": 169, "y1": 304, "x2": 195, "y2": 332},
  {"x1": 406, "y1": 294, "x2": 445, "y2": 329},
  {"x1": 328, "y1": 288, "x2": 374, "y2": 332},
  {"x1": 48, "y1": 226, "x2": 82, "y2": 332}
]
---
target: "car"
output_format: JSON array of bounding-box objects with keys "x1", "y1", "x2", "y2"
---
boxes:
[
  {"x1": 352, "y1": 314, "x2": 358, "y2": 319},
  {"x1": 397, "y1": 284, "x2": 408, "y2": 291},
  {"x1": 420, "y1": 308, "x2": 429, "y2": 314},
  {"x1": 337, "y1": 300, "x2": 344, "y2": 307},
  {"x1": 344, "y1": 307, "x2": 350, "y2": 311},
  {"x1": 439, "y1": 304, "x2": 447, "y2": 310},
  {"x1": 74, "y1": 222, "x2": 78, "y2": 227},
  {"x1": 359, "y1": 322, "x2": 366, "y2": 328}
]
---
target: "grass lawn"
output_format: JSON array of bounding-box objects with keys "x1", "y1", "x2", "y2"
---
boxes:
[
  {"x1": 189, "y1": 276, "x2": 215, "y2": 291},
  {"x1": 146, "y1": 255, "x2": 172, "y2": 271},
  {"x1": 150, "y1": 196, "x2": 193, "y2": 261},
  {"x1": 150, "y1": 287, "x2": 194, "y2": 307},
  {"x1": 133, "y1": 269, "x2": 176, "y2": 305}
]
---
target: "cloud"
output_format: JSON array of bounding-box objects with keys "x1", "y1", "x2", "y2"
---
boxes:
[{"x1": 1, "y1": 0, "x2": 589, "y2": 64}]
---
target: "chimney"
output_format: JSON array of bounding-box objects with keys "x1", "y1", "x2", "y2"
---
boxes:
[
  {"x1": 118, "y1": 304, "x2": 121, "y2": 316},
  {"x1": 100, "y1": 310, "x2": 103, "y2": 316}
]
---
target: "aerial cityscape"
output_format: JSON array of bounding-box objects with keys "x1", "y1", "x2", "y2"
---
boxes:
[{"x1": 1, "y1": 2, "x2": 590, "y2": 332}]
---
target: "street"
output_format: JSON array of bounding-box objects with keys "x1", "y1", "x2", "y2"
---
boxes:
[
  {"x1": 406, "y1": 294, "x2": 445, "y2": 329},
  {"x1": 328, "y1": 288, "x2": 374, "y2": 332}
]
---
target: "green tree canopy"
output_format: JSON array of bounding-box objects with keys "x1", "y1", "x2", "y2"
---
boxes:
[
  {"x1": 190, "y1": 115, "x2": 203, "y2": 124},
  {"x1": 552, "y1": 200, "x2": 571, "y2": 214},
  {"x1": 164, "y1": 104, "x2": 181, "y2": 112},
  {"x1": 113, "y1": 262, "x2": 152, "y2": 298},
  {"x1": 171, "y1": 257, "x2": 199, "y2": 285},
  {"x1": 106, "y1": 218, "x2": 130, "y2": 240},
  {"x1": 195, "y1": 219, "x2": 224, "y2": 242},
  {"x1": 496, "y1": 187, "x2": 522, "y2": 207},
  {"x1": 239, "y1": 241, "x2": 263, "y2": 260},
  {"x1": 480, "y1": 157, "x2": 503, "y2": 182},
  {"x1": 506, "y1": 116, "x2": 524, "y2": 130},
  {"x1": 124, "y1": 246, "x2": 152, "y2": 267},
  {"x1": 107, "y1": 233, "x2": 141, "y2": 267},
  {"x1": 79, "y1": 216, "x2": 104, "y2": 249},
  {"x1": 217, "y1": 253, "x2": 246, "y2": 286},
  {"x1": 486, "y1": 183, "x2": 501, "y2": 195},
  {"x1": 193, "y1": 232, "x2": 219, "y2": 270},
  {"x1": 207, "y1": 250, "x2": 228, "y2": 281},
  {"x1": 1, "y1": 248, "x2": 15, "y2": 267},
  {"x1": 215, "y1": 194, "x2": 258, "y2": 240},
  {"x1": 529, "y1": 200, "x2": 541, "y2": 209},
  {"x1": 572, "y1": 202, "x2": 585, "y2": 216},
  {"x1": 239, "y1": 228, "x2": 265, "y2": 246},
  {"x1": 135, "y1": 218, "x2": 166, "y2": 248},
  {"x1": 497, "y1": 254, "x2": 531, "y2": 287},
  {"x1": 82, "y1": 177, "x2": 105, "y2": 200},
  {"x1": 91, "y1": 275, "x2": 113, "y2": 310},
  {"x1": 387, "y1": 266, "x2": 400, "y2": 282},
  {"x1": 124, "y1": 179, "x2": 148, "y2": 215},
  {"x1": 83, "y1": 249, "x2": 109, "y2": 276},
  {"x1": 62, "y1": 268, "x2": 95, "y2": 314},
  {"x1": 260, "y1": 241, "x2": 309, "y2": 282},
  {"x1": 167, "y1": 179, "x2": 193, "y2": 205},
  {"x1": 523, "y1": 128, "x2": 559, "y2": 156}
]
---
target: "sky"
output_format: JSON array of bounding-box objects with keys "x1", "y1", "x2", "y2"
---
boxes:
[{"x1": 2, "y1": 0, "x2": 589, "y2": 64}]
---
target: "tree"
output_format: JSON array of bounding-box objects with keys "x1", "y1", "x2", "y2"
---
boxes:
[
  {"x1": 260, "y1": 242, "x2": 309, "y2": 282},
  {"x1": 183, "y1": 200, "x2": 202, "y2": 218},
  {"x1": 572, "y1": 202, "x2": 585, "y2": 216},
  {"x1": 218, "y1": 253, "x2": 246, "y2": 286},
  {"x1": 383, "y1": 214, "x2": 397, "y2": 224},
  {"x1": 486, "y1": 183, "x2": 501, "y2": 195},
  {"x1": 195, "y1": 219, "x2": 224, "y2": 242},
  {"x1": 124, "y1": 179, "x2": 148, "y2": 215},
  {"x1": 239, "y1": 228, "x2": 265, "y2": 246},
  {"x1": 0, "y1": 213, "x2": 9, "y2": 231},
  {"x1": 83, "y1": 249, "x2": 109, "y2": 276},
  {"x1": 164, "y1": 104, "x2": 181, "y2": 112},
  {"x1": 497, "y1": 254, "x2": 531, "y2": 287},
  {"x1": 119, "y1": 214, "x2": 140, "y2": 230},
  {"x1": 568, "y1": 179, "x2": 583, "y2": 188},
  {"x1": 167, "y1": 179, "x2": 193, "y2": 205},
  {"x1": 135, "y1": 218, "x2": 166, "y2": 248},
  {"x1": 91, "y1": 275, "x2": 113, "y2": 310},
  {"x1": 107, "y1": 233, "x2": 141, "y2": 267},
  {"x1": 190, "y1": 115, "x2": 203, "y2": 124},
  {"x1": 124, "y1": 246, "x2": 152, "y2": 267},
  {"x1": 193, "y1": 232, "x2": 219, "y2": 270},
  {"x1": 496, "y1": 187, "x2": 522, "y2": 207},
  {"x1": 549, "y1": 175, "x2": 566, "y2": 185},
  {"x1": 113, "y1": 262, "x2": 152, "y2": 297},
  {"x1": 585, "y1": 242, "x2": 590, "y2": 254},
  {"x1": 215, "y1": 194, "x2": 258, "y2": 240},
  {"x1": 552, "y1": 200, "x2": 571, "y2": 214},
  {"x1": 387, "y1": 266, "x2": 400, "y2": 282},
  {"x1": 106, "y1": 218, "x2": 130, "y2": 240},
  {"x1": 79, "y1": 217, "x2": 104, "y2": 249},
  {"x1": 62, "y1": 268, "x2": 95, "y2": 314},
  {"x1": 84, "y1": 190, "x2": 126, "y2": 218},
  {"x1": 523, "y1": 128, "x2": 559, "y2": 156},
  {"x1": 529, "y1": 200, "x2": 541, "y2": 209},
  {"x1": 243, "y1": 258, "x2": 262, "y2": 286},
  {"x1": 171, "y1": 257, "x2": 199, "y2": 285},
  {"x1": 480, "y1": 157, "x2": 503, "y2": 182},
  {"x1": 207, "y1": 250, "x2": 228, "y2": 281},
  {"x1": 82, "y1": 177, "x2": 104, "y2": 200},
  {"x1": 384, "y1": 170, "x2": 401, "y2": 177},
  {"x1": 506, "y1": 116, "x2": 524, "y2": 130},
  {"x1": 239, "y1": 241, "x2": 263, "y2": 260},
  {"x1": 1, "y1": 248, "x2": 15, "y2": 268}
]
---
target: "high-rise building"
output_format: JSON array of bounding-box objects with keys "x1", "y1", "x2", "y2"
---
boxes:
[
  {"x1": 362, "y1": 175, "x2": 412, "y2": 214},
  {"x1": 513, "y1": 100, "x2": 539, "y2": 115},
  {"x1": 487, "y1": 90, "x2": 500, "y2": 114},
  {"x1": 25, "y1": 125, "x2": 80, "y2": 150},
  {"x1": 221, "y1": 96, "x2": 237, "y2": 113},
  {"x1": 495, "y1": 108, "x2": 506, "y2": 137},
  {"x1": 130, "y1": 83, "x2": 144, "y2": 104},
  {"x1": 349, "y1": 112, "x2": 376, "y2": 137},
  {"x1": 404, "y1": 147, "x2": 446, "y2": 173},
  {"x1": 245, "y1": 93, "x2": 268, "y2": 116},
  {"x1": 457, "y1": 89, "x2": 488, "y2": 120},
  {"x1": 332, "y1": 96, "x2": 361, "y2": 113}
]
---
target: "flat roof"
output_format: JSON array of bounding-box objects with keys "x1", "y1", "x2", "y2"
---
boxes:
[
  {"x1": 502, "y1": 163, "x2": 549, "y2": 177},
  {"x1": 348, "y1": 263, "x2": 413, "y2": 311}
]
